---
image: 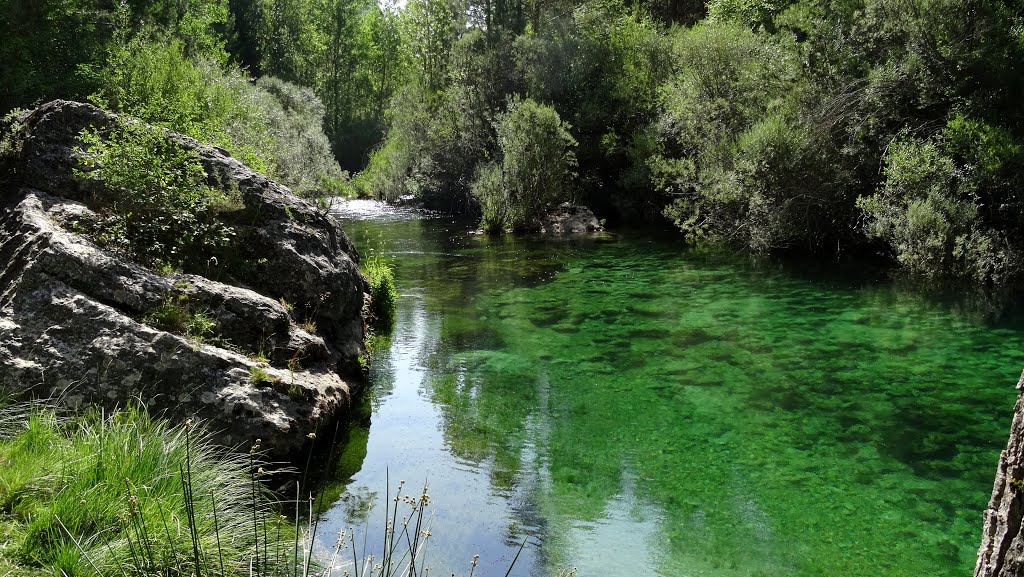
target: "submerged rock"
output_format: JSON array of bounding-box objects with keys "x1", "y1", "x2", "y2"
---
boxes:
[
  {"x1": 976, "y1": 371, "x2": 1024, "y2": 577},
  {"x1": 0, "y1": 100, "x2": 368, "y2": 460}
]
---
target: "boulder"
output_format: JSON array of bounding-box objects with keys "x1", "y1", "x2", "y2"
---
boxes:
[
  {"x1": 976, "y1": 371, "x2": 1024, "y2": 577},
  {"x1": 0, "y1": 100, "x2": 368, "y2": 460},
  {"x1": 535, "y1": 202, "x2": 604, "y2": 234}
]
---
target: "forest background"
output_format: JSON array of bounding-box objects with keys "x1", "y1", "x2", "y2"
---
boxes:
[{"x1": 3, "y1": 0, "x2": 1023, "y2": 286}]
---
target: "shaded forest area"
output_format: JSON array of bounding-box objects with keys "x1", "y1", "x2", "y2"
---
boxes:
[{"x1": 3, "y1": 0, "x2": 1023, "y2": 286}]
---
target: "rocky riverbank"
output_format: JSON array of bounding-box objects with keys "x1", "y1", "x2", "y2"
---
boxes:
[{"x1": 0, "y1": 100, "x2": 368, "y2": 460}]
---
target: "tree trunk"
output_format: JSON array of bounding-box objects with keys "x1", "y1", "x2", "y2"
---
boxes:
[{"x1": 977, "y1": 371, "x2": 1024, "y2": 577}]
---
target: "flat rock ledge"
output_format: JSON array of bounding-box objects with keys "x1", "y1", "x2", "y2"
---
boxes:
[
  {"x1": 0, "y1": 100, "x2": 368, "y2": 460},
  {"x1": 976, "y1": 370, "x2": 1024, "y2": 577}
]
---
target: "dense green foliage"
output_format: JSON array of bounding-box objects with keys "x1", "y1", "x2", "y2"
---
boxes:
[
  {"x1": 3, "y1": 0, "x2": 1023, "y2": 285},
  {"x1": 472, "y1": 98, "x2": 578, "y2": 232},
  {"x1": 362, "y1": 254, "x2": 399, "y2": 327},
  {"x1": 348, "y1": 0, "x2": 1023, "y2": 286},
  {"x1": 75, "y1": 121, "x2": 240, "y2": 269},
  {"x1": 1, "y1": 0, "x2": 345, "y2": 195}
]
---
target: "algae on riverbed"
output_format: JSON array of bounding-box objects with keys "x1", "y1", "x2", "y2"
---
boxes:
[{"x1": 321, "y1": 209, "x2": 1023, "y2": 577}]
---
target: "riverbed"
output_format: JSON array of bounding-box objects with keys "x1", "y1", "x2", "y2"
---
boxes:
[{"x1": 314, "y1": 199, "x2": 1023, "y2": 577}]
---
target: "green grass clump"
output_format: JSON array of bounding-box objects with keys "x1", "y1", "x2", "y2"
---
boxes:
[
  {"x1": 249, "y1": 365, "x2": 279, "y2": 384},
  {"x1": 0, "y1": 406, "x2": 298, "y2": 577},
  {"x1": 144, "y1": 294, "x2": 217, "y2": 343},
  {"x1": 362, "y1": 255, "x2": 398, "y2": 329}
]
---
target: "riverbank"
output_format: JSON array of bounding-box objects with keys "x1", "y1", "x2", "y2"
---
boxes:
[{"x1": 0, "y1": 404, "x2": 301, "y2": 576}]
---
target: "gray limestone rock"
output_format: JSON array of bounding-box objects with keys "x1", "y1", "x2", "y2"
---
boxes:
[
  {"x1": 0, "y1": 100, "x2": 368, "y2": 460},
  {"x1": 976, "y1": 371, "x2": 1024, "y2": 577},
  {"x1": 535, "y1": 202, "x2": 604, "y2": 234}
]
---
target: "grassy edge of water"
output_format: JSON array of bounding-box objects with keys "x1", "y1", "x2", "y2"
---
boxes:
[
  {"x1": 0, "y1": 403, "x2": 302, "y2": 577},
  {"x1": 0, "y1": 400, "x2": 531, "y2": 577},
  {"x1": 363, "y1": 254, "x2": 398, "y2": 331}
]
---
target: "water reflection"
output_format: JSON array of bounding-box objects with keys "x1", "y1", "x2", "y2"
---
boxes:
[{"x1": 315, "y1": 200, "x2": 1023, "y2": 577}]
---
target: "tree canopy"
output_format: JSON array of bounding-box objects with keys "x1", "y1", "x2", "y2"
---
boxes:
[{"x1": 4, "y1": 0, "x2": 1023, "y2": 286}]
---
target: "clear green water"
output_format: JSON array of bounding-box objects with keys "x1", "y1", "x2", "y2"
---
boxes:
[{"x1": 316, "y1": 201, "x2": 1024, "y2": 577}]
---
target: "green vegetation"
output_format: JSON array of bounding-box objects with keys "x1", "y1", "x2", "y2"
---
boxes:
[
  {"x1": 859, "y1": 116, "x2": 1024, "y2": 286},
  {"x1": 249, "y1": 365, "x2": 280, "y2": 384},
  {"x1": 4, "y1": 0, "x2": 1022, "y2": 286},
  {"x1": 472, "y1": 98, "x2": 578, "y2": 232},
  {"x1": 362, "y1": 255, "x2": 399, "y2": 328},
  {"x1": 144, "y1": 295, "x2": 218, "y2": 343},
  {"x1": 0, "y1": 406, "x2": 298, "y2": 577},
  {"x1": 1, "y1": 0, "x2": 345, "y2": 195},
  {"x1": 76, "y1": 121, "x2": 240, "y2": 270},
  {"x1": 0, "y1": 403, "x2": 493, "y2": 577}
]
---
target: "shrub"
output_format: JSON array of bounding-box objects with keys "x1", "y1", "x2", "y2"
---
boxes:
[
  {"x1": 470, "y1": 98, "x2": 578, "y2": 232},
  {"x1": 651, "y1": 22, "x2": 844, "y2": 251},
  {"x1": 90, "y1": 35, "x2": 347, "y2": 193},
  {"x1": 471, "y1": 162, "x2": 510, "y2": 233},
  {"x1": 361, "y1": 84, "x2": 492, "y2": 211},
  {"x1": 75, "y1": 120, "x2": 240, "y2": 270},
  {"x1": 858, "y1": 116, "x2": 1024, "y2": 285},
  {"x1": 359, "y1": 85, "x2": 431, "y2": 203},
  {"x1": 252, "y1": 77, "x2": 348, "y2": 196}
]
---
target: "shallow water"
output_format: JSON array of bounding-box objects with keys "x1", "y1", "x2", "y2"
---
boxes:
[{"x1": 315, "y1": 201, "x2": 1024, "y2": 577}]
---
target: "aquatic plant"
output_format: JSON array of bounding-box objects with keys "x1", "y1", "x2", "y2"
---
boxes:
[{"x1": 363, "y1": 254, "x2": 398, "y2": 329}]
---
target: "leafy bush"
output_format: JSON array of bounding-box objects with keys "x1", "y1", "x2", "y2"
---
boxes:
[
  {"x1": 858, "y1": 116, "x2": 1024, "y2": 285},
  {"x1": 359, "y1": 85, "x2": 433, "y2": 203},
  {"x1": 470, "y1": 98, "x2": 578, "y2": 232},
  {"x1": 652, "y1": 21, "x2": 812, "y2": 248},
  {"x1": 90, "y1": 35, "x2": 348, "y2": 193},
  {"x1": 252, "y1": 77, "x2": 348, "y2": 195},
  {"x1": 361, "y1": 83, "x2": 493, "y2": 211},
  {"x1": 471, "y1": 162, "x2": 510, "y2": 233},
  {"x1": 90, "y1": 35, "x2": 275, "y2": 174},
  {"x1": 75, "y1": 120, "x2": 240, "y2": 269}
]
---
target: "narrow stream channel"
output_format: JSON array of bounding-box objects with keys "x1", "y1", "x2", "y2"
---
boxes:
[{"x1": 313, "y1": 199, "x2": 1024, "y2": 577}]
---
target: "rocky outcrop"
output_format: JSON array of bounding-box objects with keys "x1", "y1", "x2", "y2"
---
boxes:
[
  {"x1": 535, "y1": 203, "x2": 604, "y2": 234},
  {"x1": 976, "y1": 371, "x2": 1024, "y2": 577},
  {"x1": 0, "y1": 100, "x2": 368, "y2": 460}
]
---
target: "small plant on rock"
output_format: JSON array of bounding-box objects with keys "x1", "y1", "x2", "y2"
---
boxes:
[
  {"x1": 75, "y1": 119, "x2": 241, "y2": 270},
  {"x1": 249, "y1": 365, "x2": 279, "y2": 384},
  {"x1": 144, "y1": 294, "x2": 216, "y2": 343}
]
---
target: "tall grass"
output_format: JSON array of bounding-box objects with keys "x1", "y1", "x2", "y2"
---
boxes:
[
  {"x1": 0, "y1": 406, "x2": 300, "y2": 577},
  {"x1": 0, "y1": 404, "x2": 533, "y2": 577}
]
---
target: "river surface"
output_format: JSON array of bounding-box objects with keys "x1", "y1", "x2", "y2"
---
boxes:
[{"x1": 314, "y1": 200, "x2": 1024, "y2": 577}]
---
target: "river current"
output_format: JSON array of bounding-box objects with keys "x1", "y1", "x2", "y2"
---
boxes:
[{"x1": 313, "y1": 200, "x2": 1024, "y2": 577}]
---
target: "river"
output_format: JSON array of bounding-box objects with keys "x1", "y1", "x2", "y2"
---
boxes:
[{"x1": 312, "y1": 200, "x2": 1024, "y2": 577}]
